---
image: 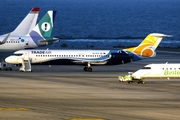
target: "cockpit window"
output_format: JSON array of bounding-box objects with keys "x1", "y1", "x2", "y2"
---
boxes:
[
  {"x1": 142, "y1": 67, "x2": 151, "y2": 69},
  {"x1": 14, "y1": 53, "x2": 23, "y2": 56}
]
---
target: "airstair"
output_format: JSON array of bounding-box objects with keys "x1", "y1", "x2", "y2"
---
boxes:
[{"x1": 19, "y1": 58, "x2": 32, "y2": 72}]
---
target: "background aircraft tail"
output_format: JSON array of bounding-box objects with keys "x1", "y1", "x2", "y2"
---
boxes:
[
  {"x1": 29, "y1": 10, "x2": 57, "y2": 46},
  {"x1": 11, "y1": 7, "x2": 40, "y2": 36},
  {"x1": 125, "y1": 33, "x2": 171, "y2": 58}
]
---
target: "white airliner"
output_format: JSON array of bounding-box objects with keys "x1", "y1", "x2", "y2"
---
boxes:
[
  {"x1": 0, "y1": 7, "x2": 40, "y2": 45},
  {"x1": 0, "y1": 10, "x2": 58, "y2": 52},
  {"x1": 132, "y1": 63, "x2": 180, "y2": 80},
  {"x1": 5, "y1": 33, "x2": 170, "y2": 72}
]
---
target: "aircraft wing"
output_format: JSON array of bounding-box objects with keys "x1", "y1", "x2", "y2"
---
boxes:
[
  {"x1": 0, "y1": 33, "x2": 10, "y2": 45},
  {"x1": 72, "y1": 53, "x2": 134, "y2": 65},
  {"x1": 72, "y1": 58, "x2": 109, "y2": 65},
  {"x1": 73, "y1": 60, "x2": 107, "y2": 65}
]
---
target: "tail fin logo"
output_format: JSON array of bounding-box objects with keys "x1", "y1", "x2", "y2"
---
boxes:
[
  {"x1": 133, "y1": 34, "x2": 156, "y2": 57},
  {"x1": 41, "y1": 22, "x2": 50, "y2": 32},
  {"x1": 29, "y1": 10, "x2": 56, "y2": 40},
  {"x1": 125, "y1": 33, "x2": 170, "y2": 57}
]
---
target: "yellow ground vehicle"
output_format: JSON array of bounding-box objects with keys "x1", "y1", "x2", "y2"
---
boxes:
[{"x1": 118, "y1": 72, "x2": 133, "y2": 83}]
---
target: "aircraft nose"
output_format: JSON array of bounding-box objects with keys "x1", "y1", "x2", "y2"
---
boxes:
[{"x1": 5, "y1": 56, "x2": 18, "y2": 64}]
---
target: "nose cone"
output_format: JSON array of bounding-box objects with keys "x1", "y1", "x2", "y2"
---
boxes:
[{"x1": 5, "y1": 56, "x2": 18, "y2": 64}]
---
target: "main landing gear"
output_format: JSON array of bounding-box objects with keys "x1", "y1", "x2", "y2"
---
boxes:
[
  {"x1": 83, "y1": 66, "x2": 92, "y2": 72},
  {"x1": 83, "y1": 62, "x2": 92, "y2": 72}
]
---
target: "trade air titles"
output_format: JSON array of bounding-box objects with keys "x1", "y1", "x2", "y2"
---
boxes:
[{"x1": 31, "y1": 51, "x2": 51, "y2": 54}]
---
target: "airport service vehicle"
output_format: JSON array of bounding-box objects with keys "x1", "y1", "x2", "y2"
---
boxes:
[
  {"x1": 132, "y1": 63, "x2": 180, "y2": 80},
  {"x1": 118, "y1": 72, "x2": 133, "y2": 83},
  {"x1": 0, "y1": 10, "x2": 58, "y2": 52},
  {"x1": 5, "y1": 33, "x2": 170, "y2": 72}
]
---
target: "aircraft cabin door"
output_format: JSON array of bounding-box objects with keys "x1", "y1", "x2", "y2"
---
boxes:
[
  {"x1": 23, "y1": 51, "x2": 29, "y2": 60},
  {"x1": 17, "y1": 51, "x2": 30, "y2": 64}
]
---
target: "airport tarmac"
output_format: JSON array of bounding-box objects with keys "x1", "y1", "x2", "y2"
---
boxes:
[{"x1": 0, "y1": 50, "x2": 180, "y2": 120}]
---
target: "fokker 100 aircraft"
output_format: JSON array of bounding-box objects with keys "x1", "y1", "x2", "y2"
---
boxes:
[
  {"x1": 5, "y1": 33, "x2": 170, "y2": 72},
  {"x1": 0, "y1": 10, "x2": 58, "y2": 52}
]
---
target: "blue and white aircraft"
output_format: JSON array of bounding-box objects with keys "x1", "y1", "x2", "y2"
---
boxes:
[
  {"x1": 0, "y1": 10, "x2": 58, "y2": 52},
  {"x1": 5, "y1": 33, "x2": 170, "y2": 72}
]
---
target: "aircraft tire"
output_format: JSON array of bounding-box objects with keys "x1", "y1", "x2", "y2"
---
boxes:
[
  {"x1": 88, "y1": 67, "x2": 92, "y2": 72},
  {"x1": 83, "y1": 66, "x2": 88, "y2": 71},
  {"x1": 9, "y1": 67, "x2": 12, "y2": 71},
  {"x1": 138, "y1": 81, "x2": 145, "y2": 84}
]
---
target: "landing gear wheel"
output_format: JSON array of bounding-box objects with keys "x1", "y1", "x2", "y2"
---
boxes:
[
  {"x1": 84, "y1": 66, "x2": 88, "y2": 71},
  {"x1": 137, "y1": 81, "x2": 145, "y2": 84},
  {"x1": 83, "y1": 66, "x2": 92, "y2": 72},
  {"x1": 88, "y1": 67, "x2": 92, "y2": 72}
]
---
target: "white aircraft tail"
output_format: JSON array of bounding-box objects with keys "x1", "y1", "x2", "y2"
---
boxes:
[{"x1": 11, "y1": 7, "x2": 40, "y2": 36}]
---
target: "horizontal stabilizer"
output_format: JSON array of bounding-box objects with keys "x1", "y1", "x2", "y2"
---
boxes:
[
  {"x1": 149, "y1": 33, "x2": 172, "y2": 37},
  {"x1": 38, "y1": 38, "x2": 59, "y2": 44}
]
